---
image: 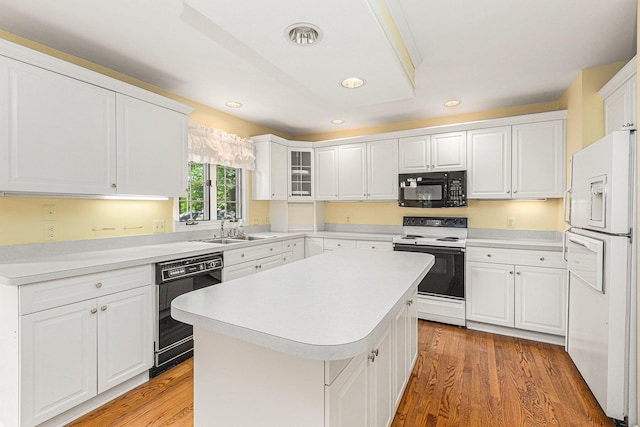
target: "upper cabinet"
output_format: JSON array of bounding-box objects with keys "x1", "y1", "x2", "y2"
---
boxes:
[
  {"x1": 0, "y1": 40, "x2": 192, "y2": 198},
  {"x1": 116, "y1": 94, "x2": 187, "y2": 196},
  {"x1": 288, "y1": 148, "x2": 314, "y2": 201},
  {"x1": 315, "y1": 139, "x2": 398, "y2": 202},
  {"x1": 252, "y1": 137, "x2": 288, "y2": 201},
  {"x1": 467, "y1": 120, "x2": 564, "y2": 199},
  {"x1": 599, "y1": 56, "x2": 637, "y2": 134},
  {"x1": 398, "y1": 132, "x2": 466, "y2": 173},
  {"x1": 0, "y1": 56, "x2": 117, "y2": 195}
]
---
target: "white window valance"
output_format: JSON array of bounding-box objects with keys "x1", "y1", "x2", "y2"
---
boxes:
[{"x1": 188, "y1": 123, "x2": 255, "y2": 170}]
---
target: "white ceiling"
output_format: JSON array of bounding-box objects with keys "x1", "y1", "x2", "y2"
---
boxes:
[{"x1": 0, "y1": 0, "x2": 636, "y2": 136}]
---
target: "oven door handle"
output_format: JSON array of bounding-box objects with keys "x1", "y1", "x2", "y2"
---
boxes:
[{"x1": 394, "y1": 244, "x2": 465, "y2": 254}]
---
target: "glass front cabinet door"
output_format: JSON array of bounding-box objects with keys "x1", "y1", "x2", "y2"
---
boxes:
[{"x1": 288, "y1": 148, "x2": 314, "y2": 200}]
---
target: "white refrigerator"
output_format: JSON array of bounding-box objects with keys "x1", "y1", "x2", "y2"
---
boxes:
[{"x1": 564, "y1": 130, "x2": 637, "y2": 425}]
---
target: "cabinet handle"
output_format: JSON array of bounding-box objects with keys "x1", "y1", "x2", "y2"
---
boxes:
[
  {"x1": 111, "y1": 183, "x2": 117, "y2": 189},
  {"x1": 293, "y1": 243, "x2": 297, "y2": 247},
  {"x1": 407, "y1": 299, "x2": 414, "y2": 306},
  {"x1": 271, "y1": 193, "x2": 275, "y2": 197},
  {"x1": 513, "y1": 190, "x2": 518, "y2": 194},
  {"x1": 509, "y1": 271, "x2": 514, "y2": 275},
  {"x1": 516, "y1": 272, "x2": 521, "y2": 275},
  {"x1": 487, "y1": 254, "x2": 492, "y2": 258},
  {"x1": 540, "y1": 257, "x2": 545, "y2": 261},
  {"x1": 90, "y1": 308, "x2": 97, "y2": 314},
  {"x1": 101, "y1": 305, "x2": 107, "y2": 311},
  {"x1": 270, "y1": 248, "x2": 273, "y2": 251},
  {"x1": 371, "y1": 246, "x2": 376, "y2": 249},
  {"x1": 95, "y1": 282, "x2": 103, "y2": 288},
  {"x1": 368, "y1": 349, "x2": 379, "y2": 362},
  {"x1": 506, "y1": 190, "x2": 511, "y2": 194},
  {"x1": 241, "y1": 253, "x2": 245, "y2": 258}
]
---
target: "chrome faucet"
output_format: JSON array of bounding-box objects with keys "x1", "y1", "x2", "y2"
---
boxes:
[{"x1": 220, "y1": 212, "x2": 236, "y2": 238}]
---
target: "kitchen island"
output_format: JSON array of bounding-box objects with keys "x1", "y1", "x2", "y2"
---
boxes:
[{"x1": 172, "y1": 249, "x2": 434, "y2": 427}]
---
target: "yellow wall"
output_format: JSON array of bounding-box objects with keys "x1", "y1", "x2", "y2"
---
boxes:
[{"x1": 0, "y1": 30, "x2": 278, "y2": 246}]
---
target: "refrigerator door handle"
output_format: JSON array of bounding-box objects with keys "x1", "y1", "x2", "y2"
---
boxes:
[
  {"x1": 562, "y1": 229, "x2": 568, "y2": 262},
  {"x1": 563, "y1": 187, "x2": 572, "y2": 226}
]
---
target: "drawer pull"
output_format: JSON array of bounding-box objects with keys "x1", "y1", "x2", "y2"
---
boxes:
[
  {"x1": 487, "y1": 254, "x2": 492, "y2": 258},
  {"x1": 101, "y1": 305, "x2": 108, "y2": 311},
  {"x1": 270, "y1": 248, "x2": 273, "y2": 251},
  {"x1": 241, "y1": 253, "x2": 245, "y2": 258},
  {"x1": 509, "y1": 271, "x2": 513, "y2": 275},
  {"x1": 516, "y1": 272, "x2": 521, "y2": 275},
  {"x1": 540, "y1": 257, "x2": 545, "y2": 261},
  {"x1": 90, "y1": 308, "x2": 97, "y2": 314},
  {"x1": 95, "y1": 282, "x2": 103, "y2": 289}
]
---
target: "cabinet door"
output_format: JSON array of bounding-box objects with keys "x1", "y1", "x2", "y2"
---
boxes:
[
  {"x1": 223, "y1": 261, "x2": 258, "y2": 281},
  {"x1": 315, "y1": 147, "x2": 339, "y2": 200},
  {"x1": 20, "y1": 300, "x2": 98, "y2": 426},
  {"x1": 256, "y1": 254, "x2": 283, "y2": 272},
  {"x1": 283, "y1": 238, "x2": 305, "y2": 261},
  {"x1": 393, "y1": 303, "x2": 408, "y2": 409},
  {"x1": 326, "y1": 355, "x2": 369, "y2": 427},
  {"x1": 512, "y1": 120, "x2": 564, "y2": 198},
  {"x1": 367, "y1": 139, "x2": 398, "y2": 200},
  {"x1": 338, "y1": 144, "x2": 367, "y2": 200},
  {"x1": 408, "y1": 289, "x2": 418, "y2": 376},
  {"x1": 369, "y1": 326, "x2": 393, "y2": 427},
  {"x1": 270, "y1": 142, "x2": 288, "y2": 200},
  {"x1": 97, "y1": 286, "x2": 153, "y2": 393},
  {"x1": 398, "y1": 135, "x2": 430, "y2": 173},
  {"x1": 116, "y1": 94, "x2": 187, "y2": 197},
  {"x1": 466, "y1": 261, "x2": 514, "y2": 327},
  {"x1": 431, "y1": 131, "x2": 467, "y2": 171},
  {"x1": 466, "y1": 127, "x2": 512, "y2": 199},
  {"x1": 288, "y1": 148, "x2": 314, "y2": 200},
  {"x1": 515, "y1": 266, "x2": 567, "y2": 335},
  {"x1": 305, "y1": 237, "x2": 324, "y2": 257},
  {"x1": 604, "y1": 78, "x2": 636, "y2": 134},
  {"x1": 0, "y1": 56, "x2": 117, "y2": 194}
]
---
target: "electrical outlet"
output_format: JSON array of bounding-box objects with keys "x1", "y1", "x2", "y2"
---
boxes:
[
  {"x1": 43, "y1": 204, "x2": 56, "y2": 221},
  {"x1": 346, "y1": 215, "x2": 351, "y2": 224},
  {"x1": 44, "y1": 224, "x2": 57, "y2": 241},
  {"x1": 152, "y1": 219, "x2": 165, "y2": 233},
  {"x1": 507, "y1": 217, "x2": 515, "y2": 228},
  {"x1": 253, "y1": 216, "x2": 259, "y2": 225}
]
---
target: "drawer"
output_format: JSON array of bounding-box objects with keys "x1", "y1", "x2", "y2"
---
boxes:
[
  {"x1": 466, "y1": 247, "x2": 566, "y2": 269},
  {"x1": 224, "y1": 241, "x2": 283, "y2": 266},
  {"x1": 223, "y1": 254, "x2": 283, "y2": 277},
  {"x1": 323, "y1": 238, "x2": 356, "y2": 251},
  {"x1": 20, "y1": 265, "x2": 151, "y2": 315},
  {"x1": 282, "y1": 251, "x2": 294, "y2": 264},
  {"x1": 355, "y1": 240, "x2": 393, "y2": 251}
]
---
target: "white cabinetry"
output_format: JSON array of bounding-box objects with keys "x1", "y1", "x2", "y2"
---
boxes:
[
  {"x1": 0, "y1": 42, "x2": 191, "y2": 197},
  {"x1": 0, "y1": 55, "x2": 116, "y2": 195},
  {"x1": 14, "y1": 266, "x2": 153, "y2": 427},
  {"x1": 466, "y1": 247, "x2": 567, "y2": 341},
  {"x1": 315, "y1": 146, "x2": 340, "y2": 200},
  {"x1": 325, "y1": 325, "x2": 394, "y2": 427},
  {"x1": 252, "y1": 137, "x2": 288, "y2": 200},
  {"x1": 367, "y1": 139, "x2": 398, "y2": 200},
  {"x1": 599, "y1": 56, "x2": 637, "y2": 134},
  {"x1": 282, "y1": 238, "x2": 305, "y2": 264},
  {"x1": 317, "y1": 140, "x2": 398, "y2": 201},
  {"x1": 338, "y1": 143, "x2": 368, "y2": 200},
  {"x1": 393, "y1": 291, "x2": 417, "y2": 409},
  {"x1": 116, "y1": 94, "x2": 187, "y2": 196},
  {"x1": 355, "y1": 240, "x2": 394, "y2": 251},
  {"x1": 223, "y1": 241, "x2": 284, "y2": 281},
  {"x1": 467, "y1": 120, "x2": 564, "y2": 199},
  {"x1": 398, "y1": 132, "x2": 466, "y2": 173},
  {"x1": 305, "y1": 237, "x2": 325, "y2": 258},
  {"x1": 288, "y1": 148, "x2": 314, "y2": 200},
  {"x1": 324, "y1": 238, "x2": 358, "y2": 251}
]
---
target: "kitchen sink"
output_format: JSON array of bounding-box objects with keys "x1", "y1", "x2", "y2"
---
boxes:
[{"x1": 198, "y1": 238, "x2": 246, "y2": 244}]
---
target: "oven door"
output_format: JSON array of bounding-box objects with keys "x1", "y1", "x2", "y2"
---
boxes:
[
  {"x1": 393, "y1": 244, "x2": 465, "y2": 299},
  {"x1": 399, "y1": 173, "x2": 447, "y2": 208}
]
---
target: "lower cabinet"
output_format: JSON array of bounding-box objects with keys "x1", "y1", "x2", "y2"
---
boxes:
[
  {"x1": 282, "y1": 238, "x2": 305, "y2": 264},
  {"x1": 326, "y1": 291, "x2": 417, "y2": 427},
  {"x1": 223, "y1": 254, "x2": 283, "y2": 281},
  {"x1": 305, "y1": 237, "x2": 325, "y2": 258},
  {"x1": 15, "y1": 269, "x2": 153, "y2": 427},
  {"x1": 466, "y1": 247, "x2": 567, "y2": 338}
]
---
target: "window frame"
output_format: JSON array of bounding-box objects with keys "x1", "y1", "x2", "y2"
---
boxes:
[{"x1": 174, "y1": 163, "x2": 247, "y2": 232}]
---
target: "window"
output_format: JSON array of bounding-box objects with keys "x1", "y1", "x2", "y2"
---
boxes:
[{"x1": 178, "y1": 162, "x2": 242, "y2": 223}]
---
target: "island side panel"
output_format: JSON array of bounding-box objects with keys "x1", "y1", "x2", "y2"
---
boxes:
[{"x1": 193, "y1": 327, "x2": 326, "y2": 427}]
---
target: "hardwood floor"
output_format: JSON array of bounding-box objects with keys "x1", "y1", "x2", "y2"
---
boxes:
[{"x1": 67, "y1": 321, "x2": 612, "y2": 427}]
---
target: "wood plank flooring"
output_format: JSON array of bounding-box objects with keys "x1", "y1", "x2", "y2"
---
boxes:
[{"x1": 67, "y1": 321, "x2": 612, "y2": 427}]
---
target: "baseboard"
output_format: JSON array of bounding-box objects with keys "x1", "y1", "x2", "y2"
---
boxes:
[{"x1": 466, "y1": 321, "x2": 565, "y2": 346}]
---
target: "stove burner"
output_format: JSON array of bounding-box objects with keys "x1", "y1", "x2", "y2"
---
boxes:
[{"x1": 436, "y1": 237, "x2": 460, "y2": 242}]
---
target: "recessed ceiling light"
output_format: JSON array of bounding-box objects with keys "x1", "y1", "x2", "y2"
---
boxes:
[
  {"x1": 225, "y1": 101, "x2": 243, "y2": 109},
  {"x1": 444, "y1": 100, "x2": 461, "y2": 107},
  {"x1": 286, "y1": 23, "x2": 322, "y2": 46},
  {"x1": 331, "y1": 119, "x2": 345, "y2": 125},
  {"x1": 341, "y1": 78, "x2": 365, "y2": 89}
]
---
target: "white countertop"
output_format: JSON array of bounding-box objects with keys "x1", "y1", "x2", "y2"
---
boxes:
[
  {"x1": 172, "y1": 249, "x2": 434, "y2": 361},
  {"x1": 466, "y1": 237, "x2": 563, "y2": 251}
]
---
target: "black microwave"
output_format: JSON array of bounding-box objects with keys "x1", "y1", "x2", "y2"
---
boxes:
[{"x1": 398, "y1": 171, "x2": 466, "y2": 208}]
